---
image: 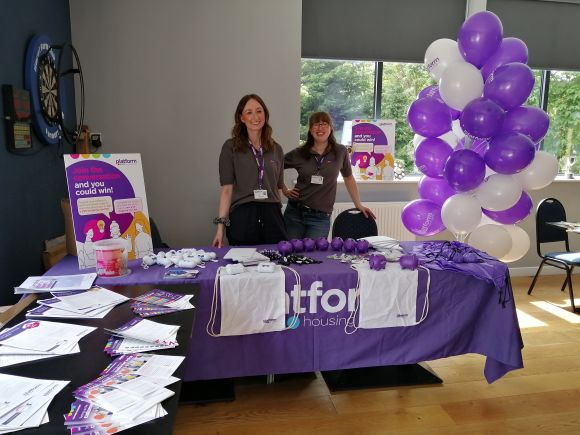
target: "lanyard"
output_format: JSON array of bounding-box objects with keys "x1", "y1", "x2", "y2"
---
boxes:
[
  {"x1": 249, "y1": 143, "x2": 265, "y2": 189},
  {"x1": 313, "y1": 154, "x2": 325, "y2": 174}
]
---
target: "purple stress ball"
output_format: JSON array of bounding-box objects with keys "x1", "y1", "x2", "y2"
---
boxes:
[
  {"x1": 399, "y1": 254, "x2": 419, "y2": 270},
  {"x1": 290, "y1": 239, "x2": 304, "y2": 253},
  {"x1": 356, "y1": 239, "x2": 370, "y2": 254},
  {"x1": 343, "y1": 238, "x2": 357, "y2": 253},
  {"x1": 316, "y1": 237, "x2": 329, "y2": 251},
  {"x1": 331, "y1": 237, "x2": 344, "y2": 251},
  {"x1": 277, "y1": 240, "x2": 293, "y2": 256},
  {"x1": 303, "y1": 238, "x2": 316, "y2": 252},
  {"x1": 368, "y1": 254, "x2": 387, "y2": 271}
]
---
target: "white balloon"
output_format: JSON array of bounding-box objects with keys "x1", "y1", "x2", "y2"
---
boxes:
[
  {"x1": 439, "y1": 130, "x2": 459, "y2": 148},
  {"x1": 413, "y1": 134, "x2": 425, "y2": 148},
  {"x1": 477, "y1": 213, "x2": 498, "y2": 227},
  {"x1": 451, "y1": 119, "x2": 465, "y2": 139},
  {"x1": 424, "y1": 38, "x2": 464, "y2": 81},
  {"x1": 484, "y1": 165, "x2": 496, "y2": 179},
  {"x1": 414, "y1": 131, "x2": 458, "y2": 149},
  {"x1": 441, "y1": 193, "x2": 482, "y2": 236},
  {"x1": 439, "y1": 61, "x2": 484, "y2": 110},
  {"x1": 513, "y1": 151, "x2": 559, "y2": 190},
  {"x1": 475, "y1": 174, "x2": 522, "y2": 211},
  {"x1": 500, "y1": 225, "x2": 531, "y2": 263},
  {"x1": 468, "y1": 224, "x2": 512, "y2": 259}
]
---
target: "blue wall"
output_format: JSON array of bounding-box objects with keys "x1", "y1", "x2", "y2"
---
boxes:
[{"x1": 0, "y1": 0, "x2": 75, "y2": 305}]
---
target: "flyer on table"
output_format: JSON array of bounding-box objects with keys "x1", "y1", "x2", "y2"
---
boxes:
[
  {"x1": 64, "y1": 154, "x2": 153, "y2": 269},
  {"x1": 350, "y1": 119, "x2": 396, "y2": 181}
]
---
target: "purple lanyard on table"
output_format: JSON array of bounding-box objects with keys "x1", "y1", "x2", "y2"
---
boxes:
[
  {"x1": 313, "y1": 154, "x2": 325, "y2": 174},
  {"x1": 249, "y1": 143, "x2": 265, "y2": 189}
]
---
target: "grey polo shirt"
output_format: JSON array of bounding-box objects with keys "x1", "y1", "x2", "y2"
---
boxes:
[
  {"x1": 219, "y1": 139, "x2": 285, "y2": 210},
  {"x1": 284, "y1": 144, "x2": 352, "y2": 214}
]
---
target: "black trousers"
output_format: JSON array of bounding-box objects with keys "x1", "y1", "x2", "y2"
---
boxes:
[{"x1": 226, "y1": 202, "x2": 288, "y2": 246}]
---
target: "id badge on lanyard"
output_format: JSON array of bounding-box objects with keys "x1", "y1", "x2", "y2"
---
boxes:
[
  {"x1": 311, "y1": 154, "x2": 324, "y2": 185},
  {"x1": 250, "y1": 144, "x2": 268, "y2": 199}
]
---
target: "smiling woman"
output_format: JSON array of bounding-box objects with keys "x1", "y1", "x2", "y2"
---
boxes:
[{"x1": 212, "y1": 94, "x2": 287, "y2": 248}]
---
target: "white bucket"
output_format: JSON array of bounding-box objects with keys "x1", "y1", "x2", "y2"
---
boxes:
[{"x1": 93, "y1": 239, "x2": 129, "y2": 277}]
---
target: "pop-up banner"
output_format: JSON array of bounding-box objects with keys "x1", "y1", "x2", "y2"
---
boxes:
[
  {"x1": 350, "y1": 119, "x2": 396, "y2": 181},
  {"x1": 64, "y1": 154, "x2": 153, "y2": 270}
]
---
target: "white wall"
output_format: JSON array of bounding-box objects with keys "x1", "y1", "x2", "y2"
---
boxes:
[{"x1": 69, "y1": 0, "x2": 301, "y2": 246}]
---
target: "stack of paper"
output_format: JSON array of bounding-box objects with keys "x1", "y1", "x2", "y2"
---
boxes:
[
  {"x1": 64, "y1": 353, "x2": 184, "y2": 434},
  {"x1": 0, "y1": 373, "x2": 69, "y2": 433},
  {"x1": 223, "y1": 248, "x2": 269, "y2": 266},
  {"x1": 131, "y1": 289, "x2": 194, "y2": 318},
  {"x1": 26, "y1": 287, "x2": 129, "y2": 319},
  {"x1": 14, "y1": 273, "x2": 97, "y2": 294},
  {"x1": 0, "y1": 320, "x2": 96, "y2": 368},
  {"x1": 104, "y1": 318, "x2": 180, "y2": 356}
]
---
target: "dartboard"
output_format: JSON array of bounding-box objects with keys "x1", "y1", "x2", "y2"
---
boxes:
[
  {"x1": 37, "y1": 53, "x2": 59, "y2": 124},
  {"x1": 24, "y1": 34, "x2": 65, "y2": 145}
]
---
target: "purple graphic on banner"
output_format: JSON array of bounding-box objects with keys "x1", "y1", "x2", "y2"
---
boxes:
[{"x1": 66, "y1": 160, "x2": 135, "y2": 243}]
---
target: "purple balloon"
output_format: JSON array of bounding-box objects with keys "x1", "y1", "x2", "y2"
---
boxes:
[
  {"x1": 331, "y1": 237, "x2": 344, "y2": 251},
  {"x1": 460, "y1": 97, "x2": 505, "y2": 139},
  {"x1": 483, "y1": 191, "x2": 533, "y2": 224},
  {"x1": 356, "y1": 239, "x2": 370, "y2": 254},
  {"x1": 417, "y1": 85, "x2": 460, "y2": 120},
  {"x1": 501, "y1": 105, "x2": 550, "y2": 144},
  {"x1": 407, "y1": 97, "x2": 452, "y2": 138},
  {"x1": 418, "y1": 176, "x2": 456, "y2": 206},
  {"x1": 415, "y1": 137, "x2": 453, "y2": 178},
  {"x1": 481, "y1": 37, "x2": 529, "y2": 81},
  {"x1": 343, "y1": 238, "x2": 357, "y2": 253},
  {"x1": 458, "y1": 11, "x2": 503, "y2": 68},
  {"x1": 277, "y1": 240, "x2": 293, "y2": 256},
  {"x1": 316, "y1": 237, "x2": 329, "y2": 251},
  {"x1": 303, "y1": 238, "x2": 316, "y2": 252},
  {"x1": 484, "y1": 62, "x2": 535, "y2": 111},
  {"x1": 485, "y1": 132, "x2": 536, "y2": 174},
  {"x1": 290, "y1": 239, "x2": 304, "y2": 253},
  {"x1": 444, "y1": 149, "x2": 486, "y2": 192},
  {"x1": 402, "y1": 199, "x2": 445, "y2": 237},
  {"x1": 455, "y1": 137, "x2": 489, "y2": 157}
]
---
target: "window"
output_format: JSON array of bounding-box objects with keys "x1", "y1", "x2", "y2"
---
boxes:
[
  {"x1": 301, "y1": 59, "x2": 572, "y2": 177},
  {"x1": 543, "y1": 70, "x2": 580, "y2": 174},
  {"x1": 300, "y1": 59, "x2": 374, "y2": 143}
]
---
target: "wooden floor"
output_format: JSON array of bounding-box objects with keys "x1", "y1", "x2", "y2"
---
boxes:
[{"x1": 174, "y1": 275, "x2": 580, "y2": 434}]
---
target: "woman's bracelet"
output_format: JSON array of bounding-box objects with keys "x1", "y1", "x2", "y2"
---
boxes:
[{"x1": 213, "y1": 216, "x2": 230, "y2": 227}]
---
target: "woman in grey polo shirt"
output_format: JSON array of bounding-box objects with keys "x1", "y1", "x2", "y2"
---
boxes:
[
  {"x1": 283, "y1": 112, "x2": 375, "y2": 239},
  {"x1": 212, "y1": 94, "x2": 287, "y2": 247}
]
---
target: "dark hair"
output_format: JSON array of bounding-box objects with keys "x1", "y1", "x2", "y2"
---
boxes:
[
  {"x1": 231, "y1": 94, "x2": 274, "y2": 152},
  {"x1": 299, "y1": 111, "x2": 338, "y2": 159}
]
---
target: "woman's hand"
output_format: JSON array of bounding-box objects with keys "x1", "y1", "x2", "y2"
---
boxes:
[
  {"x1": 283, "y1": 187, "x2": 300, "y2": 200},
  {"x1": 357, "y1": 204, "x2": 376, "y2": 220},
  {"x1": 212, "y1": 226, "x2": 225, "y2": 248}
]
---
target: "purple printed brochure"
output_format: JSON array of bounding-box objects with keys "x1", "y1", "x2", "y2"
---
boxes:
[
  {"x1": 132, "y1": 289, "x2": 191, "y2": 307},
  {"x1": 64, "y1": 400, "x2": 113, "y2": 426}
]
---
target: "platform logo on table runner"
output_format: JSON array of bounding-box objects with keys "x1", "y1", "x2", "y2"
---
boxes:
[{"x1": 285, "y1": 281, "x2": 356, "y2": 329}]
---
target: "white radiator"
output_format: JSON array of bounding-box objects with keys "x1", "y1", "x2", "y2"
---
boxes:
[{"x1": 331, "y1": 202, "x2": 416, "y2": 241}]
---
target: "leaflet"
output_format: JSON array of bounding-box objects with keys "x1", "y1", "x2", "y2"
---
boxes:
[
  {"x1": 0, "y1": 320, "x2": 95, "y2": 355},
  {"x1": 14, "y1": 273, "x2": 97, "y2": 294},
  {"x1": 105, "y1": 318, "x2": 179, "y2": 345}
]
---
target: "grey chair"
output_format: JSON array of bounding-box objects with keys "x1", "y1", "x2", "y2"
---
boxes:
[{"x1": 527, "y1": 198, "x2": 580, "y2": 312}]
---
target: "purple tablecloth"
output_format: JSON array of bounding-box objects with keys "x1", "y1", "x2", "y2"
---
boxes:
[{"x1": 46, "y1": 243, "x2": 523, "y2": 383}]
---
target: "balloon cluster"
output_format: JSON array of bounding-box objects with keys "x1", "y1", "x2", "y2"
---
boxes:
[{"x1": 404, "y1": 11, "x2": 557, "y2": 262}]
